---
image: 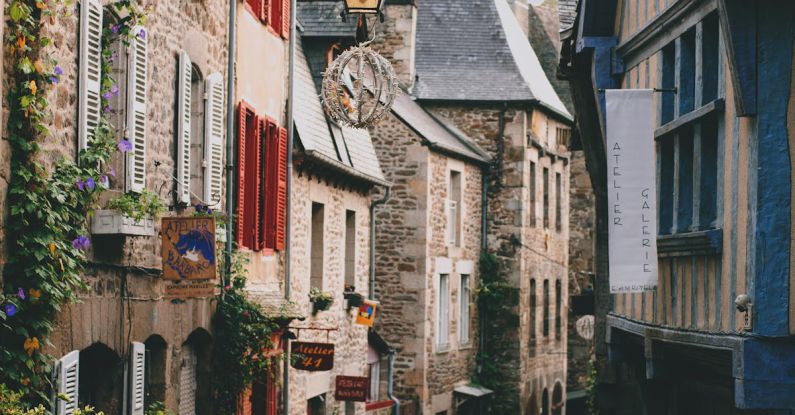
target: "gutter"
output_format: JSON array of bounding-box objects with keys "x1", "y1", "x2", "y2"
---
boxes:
[
  {"x1": 224, "y1": 0, "x2": 236, "y2": 293},
  {"x1": 284, "y1": 0, "x2": 298, "y2": 410}
]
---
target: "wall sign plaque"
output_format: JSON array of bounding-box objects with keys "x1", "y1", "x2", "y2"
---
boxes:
[
  {"x1": 355, "y1": 299, "x2": 378, "y2": 327},
  {"x1": 290, "y1": 342, "x2": 335, "y2": 371},
  {"x1": 335, "y1": 376, "x2": 369, "y2": 402},
  {"x1": 161, "y1": 217, "x2": 217, "y2": 281}
]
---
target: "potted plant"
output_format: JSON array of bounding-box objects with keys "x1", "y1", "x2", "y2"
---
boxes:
[
  {"x1": 91, "y1": 190, "x2": 165, "y2": 236},
  {"x1": 343, "y1": 285, "x2": 364, "y2": 309},
  {"x1": 309, "y1": 287, "x2": 334, "y2": 314}
]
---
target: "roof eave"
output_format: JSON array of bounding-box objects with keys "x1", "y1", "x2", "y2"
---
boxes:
[{"x1": 301, "y1": 149, "x2": 391, "y2": 188}]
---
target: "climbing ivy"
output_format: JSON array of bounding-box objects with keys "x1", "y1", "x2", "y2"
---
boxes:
[{"x1": 0, "y1": 0, "x2": 149, "y2": 405}]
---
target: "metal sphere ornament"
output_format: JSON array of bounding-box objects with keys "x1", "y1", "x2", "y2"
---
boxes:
[{"x1": 322, "y1": 45, "x2": 399, "y2": 129}]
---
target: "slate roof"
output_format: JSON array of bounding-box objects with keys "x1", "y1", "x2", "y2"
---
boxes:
[
  {"x1": 296, "y1": 0, "x2": 357, "y2": 38},
  {"x1": 558, "y1": 0, "x2": 578, "y2": 32},
  {"x1": 389, "y1": 92, "x2": 490, "y2": 164},
  {"x1": 414, "y1": 0, "x2": 572, "y2": 120},
  {"x1": 293, "y1": 33, "x2": 388, "y2": 185}
]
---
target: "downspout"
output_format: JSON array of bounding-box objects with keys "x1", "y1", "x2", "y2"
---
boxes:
[
  {"x1": 224, "y1": 0, "x2": 236, "y2": 295},
  {"x1": 284, "y1": 0, "x2": 298, "y2": 410},
  {"x1": 387, "y1": 349, "x2": 400, "y2": 415},
  {"x1": 478, "y1": 164, "x2": 489, "y2": 358},
  {"x1": 369, "y1": 187, "x2": 390, "y2": 299}
]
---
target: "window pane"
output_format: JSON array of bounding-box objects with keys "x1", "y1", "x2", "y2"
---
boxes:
[
  {"x1": 678, "y1": 29, "x2": 697, "y2": 116},
  {"x1": 677, "y1": 130, "x2": 694, "y2": 233},
  {"x1": 699, "y1": 116, "x2": 718, "y2": 228},
  {"x1": 661, "y1": 43, "x2": 676, "y2": 125},
  {"x1": 701, "y1": 13, "x2": 720, "y2": 103},
  {"x1": 310, "y1": 203, "x2": 325, "y2": 290},
  {"x1": 659, "y1": 138, "x2": 675, "y2": 234}
]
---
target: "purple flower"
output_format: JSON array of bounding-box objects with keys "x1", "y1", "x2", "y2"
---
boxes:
[
  {"x1": 54, "y1": 66, "x2": 63, "y2": 76},
  {"x1": 109, "y1": 52, "x2": 117, "y2": 64},
  {"x1": 49, "y1": 76, "x2": 59, "y2": 84},
  {"x1": 111, "y1": 85, "x2": 119, "y2": 96},
  {"x1": 72, "y1": 236, "x2": 90, "y2": 251},
  {"x1": 76, "y1": 179, "x2": 85, "y2": 191},
  {"x1": 137, "y1": 29, "x2": 146, "y2": 39},
  {"x1": 118, "y1": 139, "x2": 132, "y2": 153},
  {"x1": 207, "y1": 209, "x2": 213, "y2": 215},
  {"x1": 4, "y1": 304, "x2": 17, "y2": 317},
  {"x1": 111, "y1": 24, "x2": 120, "y2": 34},
  {"x1": 103, "y1": 105, "x2": 111, "y2": 114},
  {"x1": 85, "y1": 177, "x2": 96, "y2": 191},
  {"x1": 18, "y1": 288, "x2": 25, "y2": 300},
  {"x1": 109, "y1": 167, "x2": 117, "y2": 177},
  {"x1": 99, "y1": 175, "x2": 109, "y2": 188},
  {"x1": 102, "y1": 91, "x2": 113, "y2": 100}
]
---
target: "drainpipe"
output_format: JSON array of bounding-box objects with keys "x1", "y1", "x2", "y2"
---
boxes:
[
  {"x1": 283, "y1": 0, "x2": 298, "y2": 410},
  {"x1": 368, "y1": 187, "x2": 390, "y2": 299},
  {"x1": 478, "y1": 165, "x2": 489, "y2": 361},
  {"x1": 224, "y1": 0, "x2": 236, "y2": 294},
  {"x1": 387, "y1": 349, "x2": 400, "y2": 415}
]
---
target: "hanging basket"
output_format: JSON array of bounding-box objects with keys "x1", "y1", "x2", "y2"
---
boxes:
[{"x1": 321, "y1": 44, "x2": 399, "y2": 129}]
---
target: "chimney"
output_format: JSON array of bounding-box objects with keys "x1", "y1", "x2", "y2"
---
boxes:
[{"x1": 369, "y1": 1, "x2": 417, "y2": 89}]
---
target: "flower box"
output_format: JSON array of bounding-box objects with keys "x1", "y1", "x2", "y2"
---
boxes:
[{"x1": 90, "y1": 209, "x2": 155, "y2": 236}]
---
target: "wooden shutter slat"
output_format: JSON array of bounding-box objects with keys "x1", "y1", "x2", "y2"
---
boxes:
[
  {"x1": 204, "y1": 73, "x2": 225, "y2": 204},
  {"x1": 177, "y1": 51, "x2": 192, "y2": 204},
  {"x1": 263, "y1": 0, "x2": 272, "y2": 25},
  {"x1": 281, "y1": 0, "x2": 290, "y2": 39},
  {"x1": 262, "y1": 118, "x2": 277, "y2": 250},
  {"x1": 251, "y1": 117, "x2": 263, "y2": 251},
  {"x1": 78, "y1": 0, "x2": 102, "y2": 151},
  {"x1": 275, "y1": 126, "x2": 288, "y2": 251},
  {"x1": 55, "y1": 350, "x2": 80, "y2": 415},
  {"x1": 130, "y1": 342, "x2": 146, "y2": 415},
  {"x1": 126, "y1": 26, "x2": 148, "y2": 193},
  {"x1": 236, "y1": 102, "x2": 249, "y2": 247}
]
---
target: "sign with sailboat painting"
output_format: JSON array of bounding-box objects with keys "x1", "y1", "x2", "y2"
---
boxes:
[{"x1": 161, "y1": 217, "x2": 217, "y2": 281}]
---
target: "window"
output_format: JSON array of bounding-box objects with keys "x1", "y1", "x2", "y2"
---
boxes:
[
  {"x1": 369, "y1": 360, "x2": 381, "y2": 401},
  {"x1": 459, "y1": 274, "x2": 471, "y2": 344},
  {"x1": 78, "y1": 343, "x2": 123, "y2": 413},
  {"x1": 246, "y1": 0, "x2": 290, "y2": 39},
  {"x1": 78, "y1": 0, "x2": 102, "y2": 152},
  {"x1": 446, "y1": 170, "x2": 462, "y2": 246},
  {"x1": 555, "y1": 172, "x2": 562, "y2": 232},
  {"x1": 529, "y1": 278, "x2": 536, "y2": 355},
  {"x1": 144, "y1": 336, "x2": 167, "y2": 409},
  {"x1": 555, "y1": 279, "x2": 562, "y2": 339},
  {"x1": 529, "y1": 161, "x2": 537, "y2": 227},
  {"x1": 543, "y1": 167, "x2": 550, "y2": 229},
  {"x1": 249, "y1": 371, "x2": 278, "y2": 415},
  {"x1": 543, "y1": 279, "x2": 550, "y2": 337},
  {"x1": 344, "y1": 210, "x2": 356, "y2": 288},
  {"x1": 188, "y1": 64, "x2": 205, "y2": 203},
  {"x1": 437, "y1": 274, "x2": 450, "y2": 349},
  {"x1": 310, "y1": 203, "x2": 325, "y2": 290},
  {"x1": 307, "y1": 395, "x2": 326, "y2": 415},
  {"x1": 555, "y1": 127, "x2": 571, "y2": 148},
  {"x1": 656, "y1": 14, "x2": 721, "y2": 235}
]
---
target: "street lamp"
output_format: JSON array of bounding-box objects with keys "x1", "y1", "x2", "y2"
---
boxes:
[{"x1": 341, "y1": 0, "x2": 384, "y2": 21}]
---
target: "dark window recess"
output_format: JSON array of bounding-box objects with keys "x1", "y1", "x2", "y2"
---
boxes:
[
  {"x1": 555, "y1": 172, "x2": 562, "y2": 232},
  {"x1": 529, "y1": 278, "x2": 536, "y2": 355},
  {"x1": 701, "y1": 14, "x2": 720, "y2": 104},
  {"x1": 661, "y1": 43, "x2": 676, "y2": 125},
  {"x1": 699, "y1": 115, "x2": 719, "y2": 228},
  {"x1": 676, "y1": 128, "x2": 694, "y2": 233},
  {"x1": 543, "y1": 167, "x2": 550, "y2": 229},
  {"x1": 555, "y1": 279, "x2": 562, "y2": 339},
  {"x1": 678, "y1": 28, "x2": 696, "y2": 116},
  {"x1": 543, "y1": 279, "x2": 550, "y2": 337},
  {"x1": 658, "y1": 138, "x2": 675, "y2": 235},
  {"x1": 530, "y1": 161, "x2": 537, "y2": 227}
]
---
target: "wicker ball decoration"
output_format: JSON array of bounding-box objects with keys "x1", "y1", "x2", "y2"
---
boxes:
[{"x1": 321, "y1": 45, "x2": 399, "y2": 129}]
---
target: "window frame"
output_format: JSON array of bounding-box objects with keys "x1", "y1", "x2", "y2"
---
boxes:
[
  {"x1": 436, "y1": 273, "x2": 450, "y2": 350},
  {"x1": 459, "y1": 274, "x2": 471, "y2": 345}
]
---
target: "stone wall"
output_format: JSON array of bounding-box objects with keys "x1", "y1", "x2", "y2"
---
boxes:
[
  {"x1": 369, "y1": 3, "x2": 416, "y2": 88},
  {"x1": 287, "y1": 173, "x2": 373, "y2": 415},
  {"x1": 27, "y1": 0, "x2": 230, "y2": 411}
]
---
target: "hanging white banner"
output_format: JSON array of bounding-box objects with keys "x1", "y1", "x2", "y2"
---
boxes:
[{"x1": 606, "y1": 89, "x2": 658, "y2": 293}]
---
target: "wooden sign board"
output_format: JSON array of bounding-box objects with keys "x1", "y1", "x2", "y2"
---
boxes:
[
  {"x1": 355, "y1": 300, "x2": 378, "y2": 327},
  {"x1": 291, "y1": 342, "x2": 335, "y2": 371},
  {"x1": 161, "y1": 217, "x2": 217, "y2": 281},
  {"x1": 335, "y1": 376, "x2": 369, "y2": 402},
  {"x1": 164, "y1": 280, "x2": 217, "y2": 299}
]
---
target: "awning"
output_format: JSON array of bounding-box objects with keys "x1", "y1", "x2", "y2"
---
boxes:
[{"x1": 453, "y1": 384, "x2": 494, "y2": 398}]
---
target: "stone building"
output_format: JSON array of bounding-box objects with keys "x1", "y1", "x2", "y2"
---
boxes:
[
  {"x1": 562, "y1": 0, "x2": 795, "y2": 412},
  {"x1": 369, "y1": 0, "x2": 575, "y2": 413},
  {"x1": 11, "y1": 0, "x2": 233, "y2": 413}
]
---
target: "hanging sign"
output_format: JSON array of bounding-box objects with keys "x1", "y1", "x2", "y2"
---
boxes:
[
  {"x1": 355, "y1": 300, "x2": 378, "y2": 327},
  {"x1": 161, "y1": 217, "x2": 217, "y2": 281},
  {"x1": 335, "y1": 376, "x2": 369, "y2": 402},
  {"x1": 290, "y1": 342, "x2": 335, "y2": 371},
  {"x1": 606, "y1": 89, "x2": 658, "y2": 293},
  {"x1": 575, "y1": 315, "x2": 595, "y2": 340}
]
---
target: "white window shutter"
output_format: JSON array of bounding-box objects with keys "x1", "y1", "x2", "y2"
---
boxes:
[
  {"x1": 130, "y1": 342, "x2": 146, "y2": 415},
  {"x1": 126, "y1": 26, "x2": 148, "y2": 193},
  {"x1": 204, "y1": 73, "x2": 225, "y2": 204},
  {"x1": 78, "y1": 0, "x2": 102, "y2": 152},
  {"x1": 55, "y1": 350, "x2": 79, "y2": 415},
  {"x1": 177, "y1": 52, "x2": 192, "y2": 204}
]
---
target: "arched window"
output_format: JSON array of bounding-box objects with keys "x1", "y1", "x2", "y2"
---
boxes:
[
  {"x1": 189, "y1": 64, "x2": 205, "y2": 203},
  {"x1": 144, "y1": 335, "x2": 167, "y2": 409},
  {"x1": 552, "y1": 382, "x2": 564, "y2": 415},
  {"x1": 541, "y1": 388, "x2": 550, "y2": 415},
  {"x1": 79, "y1": 343, "x2": 123, "y2": 413},
  {"x1": 179, "y1": 329, "x2": 212, "y2": 415},
  {"x1": 543, "y1": 279, "x2": 550, "y2": 337}
]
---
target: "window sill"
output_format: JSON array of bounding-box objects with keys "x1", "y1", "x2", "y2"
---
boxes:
[
  {"x1": 657, "y1": 228, "x2": 722, "y2": 258},
  {"x1": 435, "y1": 344, "x2": 450, "y2": 354},
  {"x1": 458, "y1": 342, "x2": 473, "y2": 350},
  {"x1": 655, "y1": 98, "x2": 725, "y2": 139}
]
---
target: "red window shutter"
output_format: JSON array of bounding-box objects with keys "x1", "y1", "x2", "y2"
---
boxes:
[
  {"x1": 245, "y1": 0, "x2": 262, "y2": 20},
  {"x1": 275, "y1": 126, "x2": 288, "y2": 251},
  {"x1": 281, "y1": 0, "x2": 290, "y2": 39},
  {"x1": 236, "y1": 102, "x2": 249, "y2": 247},
  {"x1": 258, "y1": 118, "x2": 270, "y2": 251},
  {"x1": 262, "y1": 0, "x2": 272, "y2": 24},
  {"x1": 263, "y1": 118, "x2": 279, "y2": 250},
  {"x1": 246, "y1": 115, "x2": 262, "y2": 251},
  {"x1": 237, "y1": 388, "x2": 252, "y2": 415}
]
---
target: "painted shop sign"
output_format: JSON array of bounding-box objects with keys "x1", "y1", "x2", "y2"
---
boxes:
[
  {"x1": 335, "y1": 376, "x2": 369, "y2": 402},
  {"x1": 164, "y1": 280, "x2": 216, "y2": 299},
  {"x1": 355, "y1": 300, "x2": 378, "y2": 327},
  {"x1": 290, "y1": 342, "x2": 335, "y2": 371},
  {"x1": 605, "y1": 89, "x2": 658, "y2": 293},
  {"x1": 161, "y1": 217, "x2": 217, "y2": 281}
]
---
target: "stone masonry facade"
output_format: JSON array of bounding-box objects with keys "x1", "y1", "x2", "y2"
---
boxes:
[
  {"x1": 368, "y1": 109, "x2": 483, "y2": 415},
  {"x1": 33, "y1": 0, "x2": 230, "y2": 412}
]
